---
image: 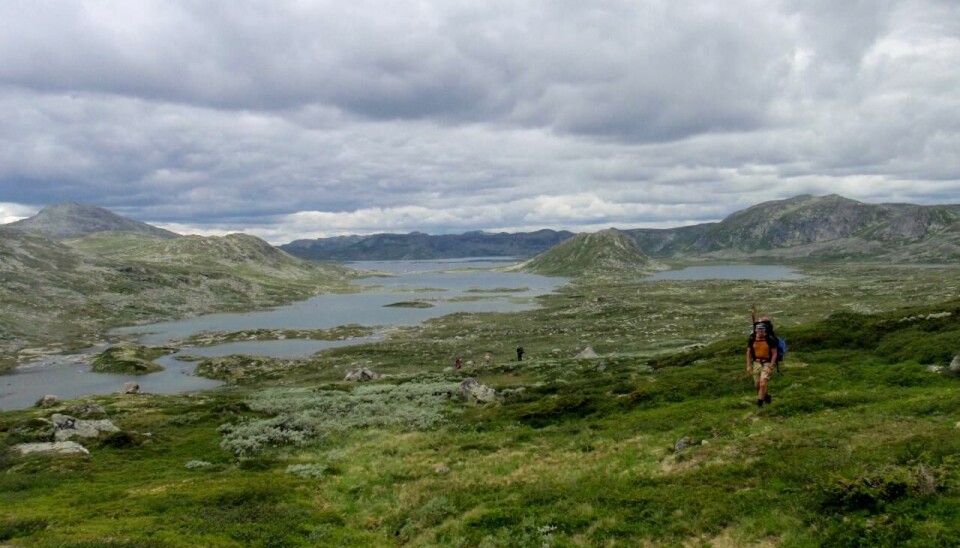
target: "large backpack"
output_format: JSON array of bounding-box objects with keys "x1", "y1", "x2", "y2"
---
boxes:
[{"x1": 752, "y1": 318, "x2": 786, "y2": 373}]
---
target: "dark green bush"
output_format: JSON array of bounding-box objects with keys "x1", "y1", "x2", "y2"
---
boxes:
[
  {"x1": 819, "y1": 464, "x2": 943, "y2": 513},
  {"x1": 0, "y1": 517, "x2": 47, "y2": 541}
]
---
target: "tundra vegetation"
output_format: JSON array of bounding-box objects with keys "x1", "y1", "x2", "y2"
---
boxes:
[{"x1": 1, "y1": 262, "x2": 959, "y2": 546}]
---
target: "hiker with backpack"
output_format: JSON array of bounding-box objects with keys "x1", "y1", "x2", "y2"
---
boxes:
[
  {"x1": 747, "y1": 321, "x2": 778, "y2": 408},
  {"x1": 747, "y1": 305, "x2": 786, "y2": 408}
]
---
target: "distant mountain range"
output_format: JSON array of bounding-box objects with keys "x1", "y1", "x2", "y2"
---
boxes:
[
  {"x1": 5, "y1": 194, "x2": 960, "y2": 266},
  {"x1": 281, "y1": 194, "x2": 960, "y2": 262},
  {"x1": 280, "y1": 230, "x2": 576, "y2": 261}
]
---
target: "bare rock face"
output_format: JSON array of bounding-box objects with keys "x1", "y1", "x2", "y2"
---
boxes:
[
  {"x1": 51, "y1": 413, "x2": 120, "y2": 441},
  {"x1": 13, "y1": 441, "x2": 89, "y2": 456},
  {"x1": 459, "y1": 378, "x2": 497, "y2": 404},
  {"x1": 122, "y1": 382, "x2": 141, "y2": 394},
  {"x1": 344, "y1": 368, "x2": 378, "y2": 382}
]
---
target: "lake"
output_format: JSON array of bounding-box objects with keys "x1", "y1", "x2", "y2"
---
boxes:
[
  {"x1": 1, "y1": 258, "x2": 562, "y2": 410},
  {"x1": 0, "y1": 262, "x2": 806, "y2": 411}
]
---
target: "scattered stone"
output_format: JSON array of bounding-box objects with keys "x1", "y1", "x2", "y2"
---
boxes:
[
  {"x1": 434, "y1": 465, "x2": 451, "y2": 475},
  {"x1": 927, "y1": 365, "x2": 944, "y2": 373},
  {"x1": 69, "y1": 402, "x2": 106, "y2": 417},
  {"x1": 185, "y1": 460, "x2": 213, "y2": 469},
  {"x1": 575, "y1": 347, "x2": 599, "y2": 359},
  {"x1": 52, "y1": 413, "x2": 120, "y2": 441},
  {"x1": 459, "y1": 378, "x2": 497, "y2": 404},
  {"x1": 674, "y1": 437, "x2": 695, "y2": 453},
  {"x1": 36, "y1": 394, "x2": 60, "y2": 408},
  {"x1": 595, "y1": 361, "x2": 607, "y2": 372},
  {"x1": 344, "y1": 368, "x2": 378, "y2": 382},
  {"x1": 13, "y1": 441, "x2": 89, "y2": 456},
  {"x1": 122, "y1": 382, "x2": 141, "y2": 394}
]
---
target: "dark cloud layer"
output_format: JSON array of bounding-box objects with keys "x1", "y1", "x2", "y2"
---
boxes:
[{"x1": 0, "y1": 1, "x2": 958, "y2": 242}]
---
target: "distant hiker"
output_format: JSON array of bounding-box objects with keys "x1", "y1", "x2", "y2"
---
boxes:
[
  {"x1": 455, "y1": 358, "x2": 463, "y2": 370},
  {"x1": 747, "y1": 322, "x2": 778, "y2": 408},
  {"x1": 516, "y1": 346, "x2": 524, "y2": 361},
  {"x1": 483, "y1": 352, "x2": 492, "y2": 365}
]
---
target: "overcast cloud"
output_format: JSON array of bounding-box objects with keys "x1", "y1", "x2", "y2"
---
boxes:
[{"x1": 1, "y1": 0, "x2": 958, "y2": 243}]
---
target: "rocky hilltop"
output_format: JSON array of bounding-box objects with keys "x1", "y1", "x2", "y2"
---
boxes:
[
  {"x1": 514, "y1": 228, "x2": 664, "y2": 277},
  {"x1": 7, "y1": 202, "x2": 179, "y2": 240},
  {"x1": 626, "y1": 194, "x2": 960, "y2": 261},
  {"x1": 0, "y1": 208, "x2": 355, "y2": 369}
]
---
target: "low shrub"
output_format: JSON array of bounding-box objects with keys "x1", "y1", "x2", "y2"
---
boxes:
[
  {"x1": 0, "y1": 517, "x2": 49, "y2": 542},
  {"x1": 819, "y1": 464, "x2": 944, "y2": 513},
  {"x1": 218, "y1": 382, "x2": 460, "y2": 456}
]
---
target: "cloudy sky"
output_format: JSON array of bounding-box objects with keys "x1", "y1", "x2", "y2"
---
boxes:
[{"x1": 1, "y1": 0, "x2": 958, "y2": 243}]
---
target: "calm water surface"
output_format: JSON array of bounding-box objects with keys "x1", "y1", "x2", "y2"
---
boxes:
[
  {"x1": 1, "y1": 258, "x2": 556, "y2": 410},
  {"x1": 1, "y1": 261, "x2": 805, "y2": 410}
]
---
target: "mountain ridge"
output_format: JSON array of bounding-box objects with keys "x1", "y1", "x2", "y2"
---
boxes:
[{"x1": 7, "y1": 201, "x2": 180, "y2": 240}]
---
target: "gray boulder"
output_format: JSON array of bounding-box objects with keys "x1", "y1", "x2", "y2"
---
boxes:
[
  {"x1": 459, "y1": 378, "x2": 497, "y2": 404},
  {"x1": 52, "y1": 413, "x2": 120, "y2": 441},
  {"x1": 13, "y1": 441, "x2": 89, "y2": 456},
  {"x1": 950, "y1": 355, "x2": 960, "y2": 373},
  {"x1": 37, "y1": 395, "x2": 60, "y2": 408},
  {"x1": 345, "y1": 368, "x2": 378, "y2": 382},
  {"x1": 122, "y1": 382, "x2": 140, "y2": 394},
  {"x1": 674, "y1": 436, "x2": 696, "y2": 453},
  {"x1": 69, "y1": 402, "x2": 106, "y2": 417}
]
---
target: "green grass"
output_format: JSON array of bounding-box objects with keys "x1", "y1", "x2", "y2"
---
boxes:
[{"x1": 2, "y1": 263, "x2": 960, "y2": 545}]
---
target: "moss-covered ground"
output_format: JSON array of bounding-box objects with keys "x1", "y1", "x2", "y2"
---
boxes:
[{"x1": 1, "y1": 262, "x2": 959, "y2": 546}]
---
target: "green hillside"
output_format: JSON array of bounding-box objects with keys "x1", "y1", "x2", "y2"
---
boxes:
[
  {"x1": 1, "y1": 263, "x2": 958, "y2": 545},
  {"x1": 0, "y1": 228, "x2": 355, "y2": 370},
  {"x1": 516, "y1": 228, "x2": 664, "y2": 277},
  {"x1": 627, "y1": 195, "x2": 960, "y2": 261}
]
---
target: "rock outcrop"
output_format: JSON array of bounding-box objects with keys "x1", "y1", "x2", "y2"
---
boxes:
[
  {"x1": 345, "y1": 368, "x2": 378, "y2": 382},
  {"x1": 13, "y1": 441, "x2": 90, "y2": 456},
  {"x1": 51, "y1": 413, "x2": 120, "y2": 441},
  {"x1": 459, "y1": 378, "x2": 497, "y2": 404}
]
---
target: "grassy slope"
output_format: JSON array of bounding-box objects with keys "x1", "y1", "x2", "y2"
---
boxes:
[
  {"x1": 1, "y1": 264, "x2": 959, "y2": 546},
  {"x1": 0, "y1": 230, "x2": 356, "y2": 369}
]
